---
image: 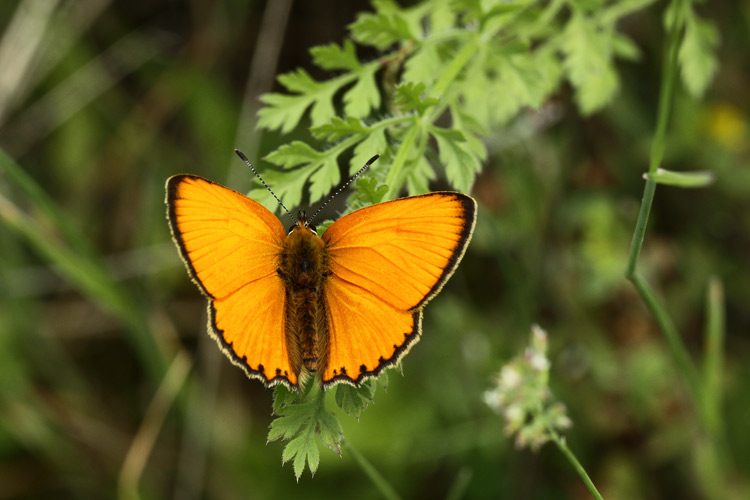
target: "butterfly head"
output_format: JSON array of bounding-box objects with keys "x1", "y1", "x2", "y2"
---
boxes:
[{"x1": 288, "y1": 210, "x2": 317, "y2": 236}]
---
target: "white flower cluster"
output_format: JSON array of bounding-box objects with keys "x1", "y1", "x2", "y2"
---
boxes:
[{"x1": 483, "y1": 324, "x2": 572, "y2": 451}]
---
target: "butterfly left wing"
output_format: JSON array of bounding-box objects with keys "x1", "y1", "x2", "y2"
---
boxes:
[
  {"x1": 166, "y1": 175, "x2": 297, "y2": 387},
  {"x1": 320, "y1": 192, "x2": 476, "y2": 387}
]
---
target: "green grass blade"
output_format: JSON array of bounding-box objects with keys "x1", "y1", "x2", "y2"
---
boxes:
[
  {"x1": 701, "y1": 276, "x2": 725, "y2": 435},
  {"x1": 0, "y1": 148, "x2": 168, "y2": 382}
]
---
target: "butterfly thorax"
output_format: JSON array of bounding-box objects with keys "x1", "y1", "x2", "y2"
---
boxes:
[{"x1": 278, "y1": 222, "x2": 330, "y2": 377}]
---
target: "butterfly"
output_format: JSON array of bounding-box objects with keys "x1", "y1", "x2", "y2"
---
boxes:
[{"x1": 165, "y1": 152, "x2": 476, "y2": 389}]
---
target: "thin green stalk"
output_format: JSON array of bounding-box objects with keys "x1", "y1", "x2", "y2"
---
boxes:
[
  {"x1": 427, "y1": 35, "x2": 479, "y2": 99},
  {"x1": 649, "y1": 1, "x2": 683, "y2": 175},
  {"x1": 424, "y1": 35, "x2": 480, "y2": 124},
  {"x1": 343, "y1": 440, "x2": 402, "y2": 500},
  {"x1": 630, "y1": 273, "x2": 701, "y2": 400},
  {"x1": 370, "y1": 114, "x2": 414, "y2": 132},
  {"x1": 549, "y1": 433, "x2": 604, "y2": 500},
  {"x1": 625, "y1": 179, "x2": 657, "y2": 277},
  {"x1": 701, "y1": 277, "x2": 725, "y2": 436},
  {"x1": 0, "y1": 147, "x2": 91, "y2": 256},
  {"x1": 384, "y1": 123, "x2": 420, "y2": 198},
  {"x1": 626, "y1": 0, "x2": 684, "y2": 274},
  {"x1": 445, "y1": 467, "x2": 472, "y2": 500},
  {"x1": 625, "y1": 0, "x2": 701, "y2": 405}
]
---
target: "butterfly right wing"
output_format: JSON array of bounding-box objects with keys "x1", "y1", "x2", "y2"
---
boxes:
[
  {"x1": 320, "y1": 192, "x2": 476, "y2": 387},
  {"x1": 166, "y1": 175, "x2": 297, "y2": 387}
]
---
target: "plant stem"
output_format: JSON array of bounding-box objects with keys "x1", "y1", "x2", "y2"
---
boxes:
[
  {"x1": 624, "y1": 178, "x2": 657, "y2": 277},
  {"x1": 649, "y1": 1, "x2": 683, "y2": 176},
  {"x1": 624, "y1": 0, "x2": 701, "y2": 405},
  {"x1": 427, "y1": 35, "x2": 479, "y2": 99},
  {"x1": 626, "y1": 0, "x2": 684, "y2": 275},
  {"x1": 384, "y1": 123, "x2": 420, "y2": 198},
  {"x1": 343, "y1": 440, "x2": 402, "y2": 500},
  {"x1": 549, "y1": 433, "x2": 604, "y2": 500},
  {"x1": 702, "y1": 277, "x2": 725, "y2": 436},
  {"x1": 630, "y1": 272, "x2": 701, "y2": 401}
]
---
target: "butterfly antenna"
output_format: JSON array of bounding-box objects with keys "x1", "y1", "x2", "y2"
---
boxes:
[
  {"x1": 307, "y1": 154, "x2": 380, "y2": 226},
  {"x1": 235, "y1": 149, "x2": 296, "y2": 225}
]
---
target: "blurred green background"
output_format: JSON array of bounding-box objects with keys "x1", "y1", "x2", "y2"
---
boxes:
[{"x1": 0, "y1": 1, "x2": 748, "y2": 499}]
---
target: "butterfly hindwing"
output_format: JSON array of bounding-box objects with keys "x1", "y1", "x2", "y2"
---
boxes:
[
  {"x1": 166, "y1": 175, "x2": 297, "y2": 387},
  {"x1": 322, "y1": 273, "x2": 422, "y2": 386},
  {"x1": 321, "y1": 192, "x2": 477, "y2": 386}
]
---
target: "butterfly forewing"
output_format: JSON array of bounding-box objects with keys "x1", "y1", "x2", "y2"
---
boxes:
[
  {"x1": 166, "y1": 175, "x2": 297, "y2": 387},
  {"x1": 321, "y1": 192, "x2": 477, "y2": 386}
]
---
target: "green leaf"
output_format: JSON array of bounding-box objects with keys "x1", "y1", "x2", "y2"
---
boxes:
[
  {"x1": 394, "y1": 82, "x2": 439, "y2": 114},
  {"x1": 460, "y1": 64, "x2": 493, "y2": 129},
  {"x1": 335, "y1": 381, "x2": 377, "y2": 419},
  {"x1": 450, "y1": 105, "x2": 488, "y2": 162},
  {"x1": 346, "y1": 176, "x2": 389, "y2": 212},
  {"x1": 403, "y1": 42, "x2": 442, "y2": 87},
  {"x1": 459, "y1": 41, "x2": 559, "y2": 127},
  {"x1": 270, "y1": 386, "x2": 343, "y2": 480},
  {"x1": 561, "y1": 13, "x2": 619, "y2": 114},
  {"x1": 429, "y1": 5, "x2": 456, "y2": 34},
  {"x1": 273, "y1": 384, "x2": 299, "y2": 414},
  {"x1": 644, "y1": 168, "x2": 715, "y2": 188},
  {"x1": 679, "y1": 16, "x2": 719, "y2": 98},
  {"x1": 406, "y1": 154, "x2": 437, "y2": 195},
  {"x1": 311, "y1": 40, "x2": 361, "y2": 71},
  {"x1": 356, "y1": 177, "x2": 387, "y2": 204},
  {"x1": 265, "y1": 126, "x2": 387, "y2": 208},
  {"x1": 265, "y1": 140, "x2": 322, "y2": 168},
  {"x1": 268, "y1": 401, "x2": 314, "y2": 442},
  {"x1": 258, "y1": 69, "x2": 355, "y2": 133},
  {"x1": 481, "y1": 3, "x2": 527, "y2": 33},
  {"x1": 316, "y1": 219, "x2": 334, "y2": 235},
  {"x1": 248, "y1": 169, "x2": 310, "y2": 214},
  {"x1": 344, "y1": 64, "x2": 381, "y2": 117},
  {"x1": 430, "y1": 126, "x2": 481, "y2": 192},
  {"x1": 311, "y1": 116, "x2": 368, "y2": 142},
  {"x1": 611, "y1": 32, "x2": 641, "y2": 61},
  {"x1": 282, "y1": 430, "x2": 319, "y2": 479},
  {"x1": 600, "y1": 0, "x2": 657, "y2": 26},
  {"x1": 350, "y1": 9, "x2": 415, "y2": 49},
  {"x1": 497, "y1": 53, "x2": 547, "y2": 118},
  {"x1": 350, "y1": 126, "x2": 388, "y2": 175},
  {"x1": 377, "y1": 369, "x2": 389, "y2": 390},
  {"x1": 264, "y1": 142, "x2": 344, "y2": 206},
  {"x1": 256, "y1": 92, "x2": 312, "y2": 134},
  {"x1": 316, "y1": 404, "x2": 345, "y2": 455},
  {"x1": 309, "y1": 155, "x2": 341, "y2": 204},
  {"x1": 277, "y1": 68, "x2": 319, "y2": 93}
]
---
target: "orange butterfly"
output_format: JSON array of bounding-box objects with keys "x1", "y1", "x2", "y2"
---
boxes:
[{"x1": 166, "y1": 153, "x2": 476, "y2": 389}]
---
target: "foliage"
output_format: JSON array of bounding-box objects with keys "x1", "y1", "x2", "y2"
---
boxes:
[
  {"x1": 256, "y1": 0, "x2": 723, "y2": 479},
  {"x1": 0, "y1": 0, "x2": 747, "y2": 498},
  {"x1": 268, "y1": 380, "x2": 342, "y2": 480},
  {"x1": 267, "y1": 377, "x2": 380, "y2": 480},
  {"x1": 253, "y1": 0, "x2": 694, "y2": 210},
  {"x1": 268, "y1": 376, "x2": 383, "y2": 480}
]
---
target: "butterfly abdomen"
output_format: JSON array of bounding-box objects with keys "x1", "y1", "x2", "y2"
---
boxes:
[{"x1": 279, "y1": 225, "x2": 330, "y2": 378}]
